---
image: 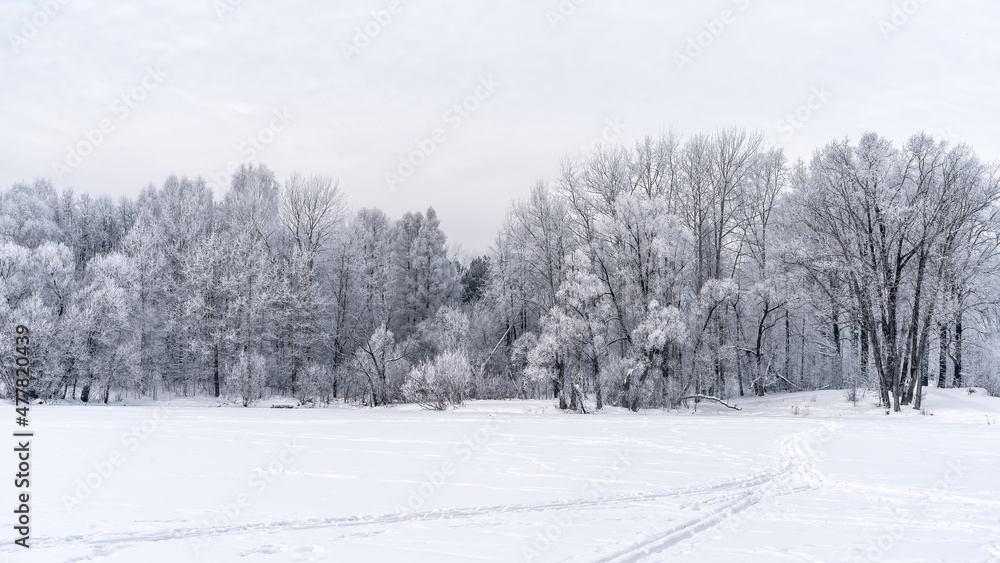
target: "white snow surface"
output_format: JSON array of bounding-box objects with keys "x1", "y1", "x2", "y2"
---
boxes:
[{"x1": 3, "y1": 388, "x2": 1000, "y2": 562}]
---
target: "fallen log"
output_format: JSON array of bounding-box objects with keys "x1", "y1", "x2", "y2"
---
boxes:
[{"x1": 678, "y1": 394, "x2": 742, "y2": 411}]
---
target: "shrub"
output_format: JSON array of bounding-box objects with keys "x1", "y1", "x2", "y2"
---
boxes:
[
  {"x1": 403, "y1": 350, "x2": 472, "y2": 410},
  {"x1": 226, "y1": 351, "x2": 267, "y2": 407},
  {"x1": 296, "y1": 362, "x2": 337, "y2": 406}
]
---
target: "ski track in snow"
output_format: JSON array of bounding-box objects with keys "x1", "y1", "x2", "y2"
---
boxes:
[
  {"x1": 20, "y1": 423, "x2": 839, "y2": 562},
  {"x1": 580, "y1": 422, "x2": 835, "y2": 562},
  {"x1": 33, "y1": 466, "x2": 780, "y2": 560}
]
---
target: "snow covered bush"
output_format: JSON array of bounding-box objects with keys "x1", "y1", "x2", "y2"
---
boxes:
[
  {"x1": 402, "y1": 350, "x2": 472, "y2": 410},
  {"x1": 296, "y1": 362, "x2": 337, "y2": 406},
  {"x1": 227, "y1": 351, "x2": 267, "y2": 407},
  {"x1": 350, "y1": 324, "x2": 409, "y2": 407}
]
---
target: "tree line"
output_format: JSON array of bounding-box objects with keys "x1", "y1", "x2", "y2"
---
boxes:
[{"x1": 2, "y1": 129, "x2": 999, "y2": 410}]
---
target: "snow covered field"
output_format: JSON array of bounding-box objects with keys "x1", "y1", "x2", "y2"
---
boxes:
[{"x1": 4, "y1": 388, "x2": 1000, "y2": 562}]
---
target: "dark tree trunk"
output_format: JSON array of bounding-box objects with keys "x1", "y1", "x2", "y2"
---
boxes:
[
  {"x1": 888, "y1": 298, "x2": 901, "y2": 412},
  {"x1": 938, "y1": 322, "x2": 948, "y2": 388},
  {"x1": 920, "y1": 327, "x2": 930, "y2": 388},
  {"x1": 752, "y1": 301, "x2": 772, "y2": 397},
  {"x1": 831, "y1": 287, "x2": 842, "y2": 388},
  {"x1": 737, "y1": 355, "x2": 745, "y2": 397},
  {"x1": 860, "y1": 324, "x2": 869, "y2": 384},
  {"x1": 593, "y1": 354, "x2": 602, "y2": 410},
  {"x1": 556, "y1": 354, "x2": 567, "y2": 410},
  {"x1": 213, "y1": 343, "x2": 221, "y2": 398},
  {"x1": 784, "y1": 311, "x2": 791, "y2": 384},
  {"x1": 379, "y1": 367, "x2": 387, "y2": 406},
  {"x1": 903, "y1": 252, "x2": 930, "y2": 405},
  {"x1": 914, "y1": 332, "x2": 929, "y2": 410},
  {"x1": 800, "y1": 318, "x2": 806, "y2": 386},
  {"x1": 953, "y1": 311, "x2": 963, "y2": 388},
  {"x1": 569, "y1": 365, "x2": 578, "y2": 411}
]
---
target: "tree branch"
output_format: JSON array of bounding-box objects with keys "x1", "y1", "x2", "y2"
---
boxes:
[{"x1": 678, "y1": 394, "x2": 742, "y2": 411}]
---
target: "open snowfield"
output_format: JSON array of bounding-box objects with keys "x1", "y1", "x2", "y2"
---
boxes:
[{"x1": 3, "y1": 388, "x2": 1000, "y2": 563}]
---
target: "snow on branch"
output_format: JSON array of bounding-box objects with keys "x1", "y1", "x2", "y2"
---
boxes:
[{"x1": 678, "y1": 395, "x2": 742, "y2": 411}]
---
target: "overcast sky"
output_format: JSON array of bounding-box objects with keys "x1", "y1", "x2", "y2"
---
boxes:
[{"x1": 2, "y1": 0, "x2": 998, "y2": 254}]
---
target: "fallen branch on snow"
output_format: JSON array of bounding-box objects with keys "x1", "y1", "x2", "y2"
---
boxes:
[
  {"x1": 773, "y1": 373, "x2": 802, "y2": 390},
  {"x1": 678, "y1": 395, "x2": 742, "y2": 411}
]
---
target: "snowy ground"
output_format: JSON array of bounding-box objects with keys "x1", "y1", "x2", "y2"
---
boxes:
[{"x1": 3, "y1": 388, "x2": 1000, "y2": 562}]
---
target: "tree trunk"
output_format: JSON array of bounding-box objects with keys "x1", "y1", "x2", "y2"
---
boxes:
[
  {"x1": 914, "y1": 322, "x2": 930, "y2": 410},
  {"x1": 800, "y1": 318, "x2": 806, "y2": 386},
  {"x1": 860, "y1": 324, "x2": 869, "y2": 386},
  {"x1": 902, "y1": 252, "x2": 929, "y2": 405},
  {"x1": 557, "y1": 354, "x2": 567, "y2": 410},
  {"x1": 831, "y1": 297, "x2": 842, "y2": 388},
  {"x1": 899, "y1": 325, "x2": 913, "y2": 405},
  {"x1": 938, "y1": 322, "x2": 948, "y2": 388},
  {"x1": 953, "y1": 311, "x2": 963, "y2": 388},
  {"x1": 568, "y1": 365, "x2": 578, "y2": 411},
  {"x1": 213, "y1": 343, "x2": 221, "y2": 398},
  {"x1": 593, "y1": 354, "x2": 602, "y2": 410},
  {"x1": 379, "y1": 366, "x2": 387, "y2": 406},
  {"x1": 737, "y1": 354, "x2": 745, "y2": 397},
  {"x1": 887, "y1": 289, "x2": 901, "y2": 413},
  {"x1": 920, "y1": 328, "x2": 930, "y2": 388},
  {"x1": 784, "y1": 311, "x2": 791, "y2": 384},
  {"x1": 752, "y1": 302, "x2": 770, "y2": 396}
]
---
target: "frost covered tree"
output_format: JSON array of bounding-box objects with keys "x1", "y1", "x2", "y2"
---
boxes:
[
  {"x1": 798, "y1": 133, "x2": 1000, "y2": 410},
  {"x1": 492, "y1": 182, "x2": 572, "y2": 404},
  {"x1": 69, "y1": 253, "x2": 140, "y2": 403},
  {"x1": 351, "y1": 324, "x2": 407, "y2": 406},
  {"x1": 3, "y1": 129, "x2": 997, "y2": 407},
  {"x1": 0, "y1": 179, "x2": 62, "y2": 248},
  {"x1": 393, "y1": 207, "x2": 457, "y2": 339},
  {"x1": 734, "y1": 148, "x2": 790, "y2": 396},
  {"x1": 277, "y1": 173, "x2": 345, "y2": 392},
  {"x1": 180, "y1": 233, "x2": 229, "y2": 398},
  {"x1": 226, "y1": 350, "x2": 267, "y2": 407},
  {"x1": 222, "y1": 164, "x2": 284, "y2": 366},
  {"x1": 350, "y1": 208, "x2": 397, "y2": 351}
]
